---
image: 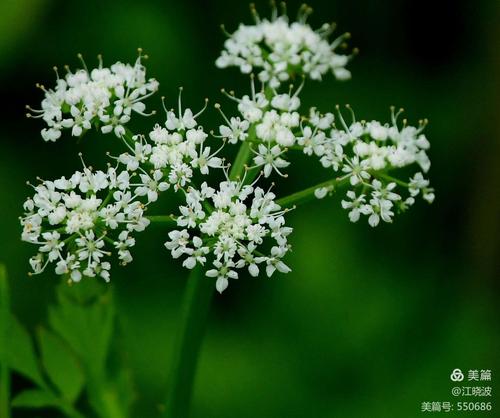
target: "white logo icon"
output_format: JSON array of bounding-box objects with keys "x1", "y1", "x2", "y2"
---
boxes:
[{"x1": 450, "y1": 368, "x2": 464, "y2": 382}]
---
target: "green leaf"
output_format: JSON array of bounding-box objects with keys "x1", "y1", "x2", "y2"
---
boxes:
[
  {"x1": 11, "y1": 389, "x2": 59, "y2": 409},
  {"x1": 107, "y1": 347, "x2": 135, "y2": 417},
  {"x1": 5, "y1": 315, "x2": 44, "y2": 387},
  {"x1": 48, "y1": 282, "x2": 114, "y2": 379},
  {"x1": 37, "y1": 328, "x2": 84, "y2": 403}
]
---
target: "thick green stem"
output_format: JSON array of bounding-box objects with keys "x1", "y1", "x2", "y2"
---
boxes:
[
  {"x1": 276, "y1": 176, "x2": 349, "y2": 209},
  {"x1": 162, "y1": 267, "x2": 215, "y2": 418},
  {"x1": 0, "y1": 265, "x2": 10, "y2": 418},
  {"x1": 163, "y1": 141, "x2": 252, "y2": 418}
]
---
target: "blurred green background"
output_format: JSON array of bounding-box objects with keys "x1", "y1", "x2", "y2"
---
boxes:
[{"x1": 1, "y1": 0, "x2": 499, "y2": 416}]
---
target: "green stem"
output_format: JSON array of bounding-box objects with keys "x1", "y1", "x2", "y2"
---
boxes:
[
  {"x1": 230, "y1": 140, "x2": 252, "y2": 181},
  {"x1": 229, "y1": 123, "x2": 258, "y2": 182},
  {"x1": 162, "y1": 267, "x2": 215, "y2": 418},
  {"x1": 147, "y1": 215, "x2": 177, "y2": 227},
  {"x1": 0, "y1": 265, "x2": 10, "y2": 418},
  {"x1": 276, "y1": 175, "x2": 350, "y2": 209},
  {"x1": 162, "y1": 140, "x2": 253, "y2": 418},
  {"x1": 375, "y1": 172, "x2": 410, "y2": 187}
]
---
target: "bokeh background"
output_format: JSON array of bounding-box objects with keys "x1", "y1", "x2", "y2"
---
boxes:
[{"x1": 1, "y1": 0, "x2": 499, "y2": 416}]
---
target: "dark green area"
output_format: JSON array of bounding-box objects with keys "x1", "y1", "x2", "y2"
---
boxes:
[{"x1": 0, "y1": 0, "x2": 498, "y2": 417}]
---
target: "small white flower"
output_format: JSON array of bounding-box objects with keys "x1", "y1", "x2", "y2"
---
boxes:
[
  {"x1": 206, "y1": 260, "x2": 238, "y2": 293},
  {"x1": 298, "y1": 126, "x2": 325, "y2": 156},
  {"x1": 75, "y1": 230, "x2": 107, "y2": 263},
  {"x1": 165, "y1": 229, "x2": 190, "y2": 258},
  {"x1": 341, "y1": 191, "x2": 369, "y2": 222},
  {"x1": 252, "y1": 144, "x2": 290, "y2": 177},
  {"x1": 364, "y1": 197, "x2": 395, "y2": 227},
  {"x1": 182, "y1": 236, "x2": 209, "y2": 269},
  {"x1": 166, "y1": 108, "x2": 196, "y2": 131},
  {"x1": 135, "y1": 170, "x2": 169, "y2": 203},
  {"x1": 218, "y1": 117, "x2": 249, "y2": 144},
  {"x1": 342, "y1": 156, "x2": 371, "y2": 185},
  {"x1": 271, "y1": 94, "x2": 300, "y2": 112},
  {"x1": 191, "y1": 145, "x2": 224, "y2": 175},
  {"x1": 367, "y1": 121, "x2": 388, "y2": 141},
  {"x1": 409, "y1": 172, "x2": 429, "y2": 197},
  {"x1": 265, "y1": 246, "x2": 291, "y2": 277},
  {"x1": 39, "y1": 231, "x2": 64, "y2": 261},
  {"x1": 314, "y1": 186, "x2": 332, "y2": 200},
  {"x1": 371, "y1": 180, "x2": 401, "y2": 202},
  {"x1": 309, "y1": 107, "x2": 334, "y2": 130}
]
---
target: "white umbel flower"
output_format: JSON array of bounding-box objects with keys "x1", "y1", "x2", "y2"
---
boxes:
[
  {"x1": 165, "y1": 179, "x2": 292, "y2": 293},
  {"x1": 216, "y1": 5, "x2": 354, "y2": 87},
  {"x1": 18, "y1": 155, "x2": 176, "y2": 281},
  {"x1": 27, "y1": 52, "x2": 158, "y2": 141}
]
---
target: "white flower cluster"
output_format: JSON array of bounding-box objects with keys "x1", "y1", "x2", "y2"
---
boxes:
[
  {"x1": 117, "y1": 94, "x2": 223, "y2": 190},
  {"x1": 296, "y1": 107, "x2": 432, "y2": 174},
  {"x1": 165, "y1": 179, "x2": 292, "y2": 293},
  {"x1": 27, "y1": 54, "x2": 158, "y2": 141},
  {"x1": 21, "y1": 91, "x2": 228, "y2": 281},
  {"x1": 303, "y1": 108, "x2": 434, "y2": 226},
  {"x1": 22, "y1": 5, "x2": 435, "y2": 291},
  {"x1": 20, "y1": 160, "x2": 159, "y2": 282},
  {"x1": 217, "y1": 83, "x2": 301, "y2": 178},
  {"x1": 216, "y1": 6, "x2": 352, "y2": 87},
  {"x1": 216, "y1": 78, "x2": 434, "y2": 228}
]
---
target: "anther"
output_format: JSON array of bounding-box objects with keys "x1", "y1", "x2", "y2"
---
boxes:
[{"x1": 77, "y1": 53, "x2": 89, "y2": 73}]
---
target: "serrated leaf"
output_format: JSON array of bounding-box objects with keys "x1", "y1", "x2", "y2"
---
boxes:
[
  {"x1": 11, "y1": 389, "x2": 59, "y2": 409},
  {"x1": 38, "y1": 328, "x2": 84, "y2": 403},
  {"x1": 5, "y1": 315, "x2": 44, "y2": 387}
]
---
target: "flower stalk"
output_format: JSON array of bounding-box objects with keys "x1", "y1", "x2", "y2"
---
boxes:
[
  {"x1": 163, "y1": 141, "x2": 252, "y2": 417},
  {"x1": 146, "y1": 215, "x2": 177, "y2": 226},
  {"x1": 277, "y1": 175, "x2": 349, "y2": 208},
  {"x1": 162, "y1": 266, "x2": 214, "y2": 418}
]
